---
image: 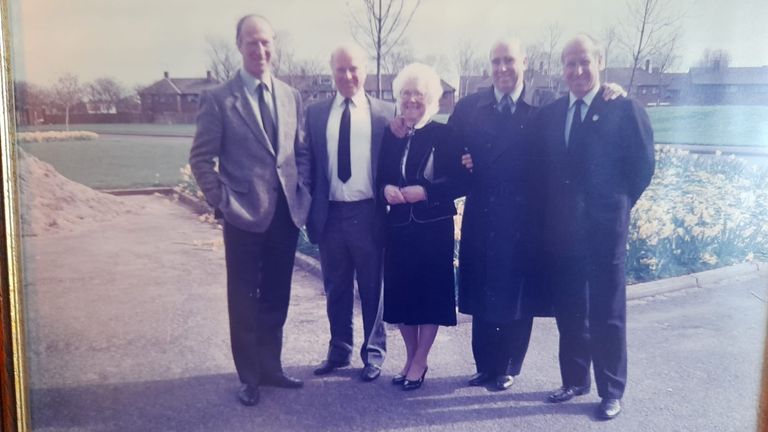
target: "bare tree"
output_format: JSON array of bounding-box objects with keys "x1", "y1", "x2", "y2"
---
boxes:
[
  {"x1": 456, "y1": 40, "x2": 481, "y2": 98},
  {"x1": 601, "y1": 25, "x2": 620, "y2": 82},
  {"x1": 619, "y1": 0, "x2": 683, "y2": 95},
  {"x1": 52, "y1": 73, "x2": 84, "y2": 130},
  {"x1": 348, "y1": 0, "x2": 422, "y2": 97},
  {"x1": 650, "y1": 29, "x2": 681, "y2": 105},
  {"x1": 696, "y1": 48, "x2": 731, "y2": 69},
  {"x1": 543, "y1": 22, "x2": 563, "y2": 88},
  {"x1": 525, "y1": 41, "x2": 545, "y2": 88},
  {"x1": 13, "y1": 81, "x2": 50, "y2": 125},
  {"x1": 383, "y1": 41, "x2": 415, "y2": 75},
  {"x1": 206, "y1": 36, "x2": 240, "y2": 82},
  {"x1": 87, "y1": 77, "x2": 125, "y2": 113}
]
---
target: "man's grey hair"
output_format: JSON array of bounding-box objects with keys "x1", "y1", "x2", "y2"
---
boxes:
[
  {"x1": 235, "y1": 14, "x2": 274, "y2": 45},
  {"x1": 560, "y1": 33, "x2": 603, "y2": 63},
  {"x1": 488, "y1": 37, "x2": 527, "y2": 61},
  {"x1": 392, "y1": 63, "x2": 443, "y2": 121},
  {"x1": 329, "y1": 42, "x2": 369, "y2": 69}
]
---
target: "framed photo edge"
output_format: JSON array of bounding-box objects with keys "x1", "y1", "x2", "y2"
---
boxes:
[{"x1": 0, "y1": 0, "x2": 30, "y2": 430}]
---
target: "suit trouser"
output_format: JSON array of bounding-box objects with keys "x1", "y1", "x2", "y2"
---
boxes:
[
  {"x1": 553, "y1": 255, "x2": 628, "y2": 399},
  {"x1": 223, "y1": 192, "x2": 299, "y2": 387},
  {"x1": 318, "y1": 199, "x2": 386, "y2": 367},
  {"x1": 472, "y1": 316, "x2": 533, "y2": 377}
]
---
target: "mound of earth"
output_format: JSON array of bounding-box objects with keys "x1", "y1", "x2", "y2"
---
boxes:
[{"x1": 17, "y1": 149, "x2": 138, "y2": 236}]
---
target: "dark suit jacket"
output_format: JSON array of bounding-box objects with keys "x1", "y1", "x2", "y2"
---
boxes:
[
  {"x1": 532, "y1": 88, "x2": 655, "y2": 262},
  {"x1": 189, "y1": 73, "x2": 311, "y2": 232},
  {"x1": 451, "y1": 87, "x2": 545, "y2": 322},
  {"x1": 304, "y1": 95, "x2": 394, "y2": 244},
  {"x1": 376, "y1": 121, "x2": 465, "y2": 226}
]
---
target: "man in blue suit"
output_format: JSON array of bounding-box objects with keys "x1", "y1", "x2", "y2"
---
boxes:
[
  {"x1": 533, "y1": 34, "x2": 655, "y2": 420},
  {"x1": 189, "y1": 14, "x2": 311, "y2": 406},
  {"x1": 305, "y1": 43, "x2": 393, "y2": 381}
]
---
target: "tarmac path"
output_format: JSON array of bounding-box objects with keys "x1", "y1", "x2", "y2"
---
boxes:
[{"x1": 21, "y1": 195, "x2": 767, "y2": 431}]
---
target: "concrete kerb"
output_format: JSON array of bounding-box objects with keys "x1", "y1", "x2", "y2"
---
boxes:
[{"x1": 103, "y1": 188, "x2": 764, "y2": 301}]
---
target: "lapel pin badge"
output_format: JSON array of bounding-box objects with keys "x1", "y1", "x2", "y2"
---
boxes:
[{"x1": 592, "y1": 114, "x2": 600, "y2": 122}]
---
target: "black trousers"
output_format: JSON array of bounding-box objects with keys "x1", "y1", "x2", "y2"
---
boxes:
[
  {"x1": 553, "y1": 255, "x2": 628, "y2": 399},
  {"x1": 223, "y1": 192, "x2": 299, "y2": 387},
  {"x1": 318, "y1": 199, "x2": 386, "y2": 366},
  {"x1": 471, "y1": 316, "x2": 533, "y2": 377}
]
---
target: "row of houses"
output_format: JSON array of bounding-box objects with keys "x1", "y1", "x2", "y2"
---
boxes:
[
  {"x1": 138, "y1": 71, "x2": 456, "y2": 123},
  {"x1": 462, "y1": 62, "x2": 768, "y2": 107},
  {"x1": 18, "y1": 62, "x2": 768, "y2": 125}
]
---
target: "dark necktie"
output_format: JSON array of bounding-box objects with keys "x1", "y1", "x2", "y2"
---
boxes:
[
  {"x1": 257, "y1": 83, "x2": 277, "y2": 152},
  {"x1": 337, "y1": 98, "x2": 352, "y2": 183},
  {"x1": 499, "y1": 94, "x2": 514, "y2": 116},
  {"x1": 568, "y1": 99, "x2": 584, "y2": 147}
]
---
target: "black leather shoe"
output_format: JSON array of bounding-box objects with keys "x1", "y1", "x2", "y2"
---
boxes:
[
  {"x1": 495, "y1": 375, "x2": 514, "y2": 391},
  {"x1": 313, "y1": 360, "x2": 351, "y2": 376},
  {"x1": 547, "y1": 384, "x2": 591, "y2": 403},
  {"x1": 596, "y1": 398, "x2": 622, "y2": 420},
  {"x1": 402, "y1": 367, "x2": 428, "y2": 391},
  {"x1": 392, "y1": 374, "x2": 406, "y2": 385},
  {"x1": 237, "y1": 384, "x2": 259, "y2": 406},
  {"x1": 261, "y1": 373, "x2": 304, "y2": 389},
  {"x1": 468, "y1": 372, "x2": 492, "y2": 386},
  {"x1": 360, "y1": 364, "x2": 382, "y2": 382}
]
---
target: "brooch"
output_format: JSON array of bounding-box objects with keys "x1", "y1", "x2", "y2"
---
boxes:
[{"x1": 592, "y1": 114, "x2": 600, "y2": 122}]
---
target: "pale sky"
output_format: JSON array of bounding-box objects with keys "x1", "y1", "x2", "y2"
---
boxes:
[{"x1": 9, "y1": 0, "x2": 768, "y2": 89}]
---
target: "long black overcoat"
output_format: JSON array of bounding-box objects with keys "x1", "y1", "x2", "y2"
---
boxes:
[{"x1": 451, "y1": 87, "x2": 549, "y2": 324}]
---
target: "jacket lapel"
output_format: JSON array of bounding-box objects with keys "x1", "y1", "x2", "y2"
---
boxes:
[
  {"x1": 230, "y1": 75, "x2": 275, "y2": 157},
  {"x1": 315, "y1": 98, "x2": 333, "y2": 185},
  {"x1": 273, "y1": 78, "x2": 297, "y2": 161}
]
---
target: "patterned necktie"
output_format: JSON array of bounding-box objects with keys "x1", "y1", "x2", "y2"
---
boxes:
[
  {"x1": 257, "y1": 83, "x2": 277, "y2": 152},
  {"x1": 337, "y1": 98, "x2": 352, "y2": 183},
  {"x1": 499, "y1": 94, "x2": 514, "y2": 116}
]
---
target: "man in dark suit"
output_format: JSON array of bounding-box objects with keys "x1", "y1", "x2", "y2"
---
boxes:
[
  {"x1": 305, "y1": 43, "x2": 392, "y2": 381},
  {"x1": 533, "y1": 34, "x2": 655, "y2": 420},
  {"x1": 189, "y1": 14, "x2": 311, "y2": 406},
  {"x1": 453, "y1": 38, "x2": 541, "y2": 391}
]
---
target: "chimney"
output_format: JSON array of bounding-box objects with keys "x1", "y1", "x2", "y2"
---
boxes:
[
  {"x1": 539, "y1": 61, "x2": 544, "y2": 74},
  {"x1": 645, "y1": 59, "x2": 651, "y2": 72},
  {"x1": 206, "y1": 70, "x2": 212, "y2": 81},
  {"x1": 164, "y1": 71, "x2": 169, "y2": 79}
]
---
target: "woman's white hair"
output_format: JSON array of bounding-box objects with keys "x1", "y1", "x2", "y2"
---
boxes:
[{"x1": 392, "y1": 62, "x2": 443, "y2": 120}]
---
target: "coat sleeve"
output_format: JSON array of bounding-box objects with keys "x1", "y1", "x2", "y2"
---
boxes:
[
  {"x1": 376, "y1": 128, "x2": 399, "y2": 203},
  {"x1": 293, "y1": 89, "x2": 311, "y2": 191},
  {"x1": 189, "y1": 89, "x2": 223, "y2": 208},
  {"x1": 622, "y1": 99, "x2": 656, "y2": 206},
  {"x1": 420, "y1": 126, "x2": 468, "y2": 207}
]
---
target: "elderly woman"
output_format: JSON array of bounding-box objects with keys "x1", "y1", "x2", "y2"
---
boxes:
[{"x1": 377, "y1": 63, "x2": 466, "y2": 390}]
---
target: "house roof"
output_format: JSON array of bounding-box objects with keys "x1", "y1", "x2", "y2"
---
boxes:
[
  {"x1": 689, "y1": 66, "x2": 768, "y2": 85},
  {"x1": 139, "y1": 76, "x2": 220, "y2": 95}
]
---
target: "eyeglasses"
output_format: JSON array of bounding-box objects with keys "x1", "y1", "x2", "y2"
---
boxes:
[{"x1": 400, "y1": 89, "x2": 425, "y2": 101}]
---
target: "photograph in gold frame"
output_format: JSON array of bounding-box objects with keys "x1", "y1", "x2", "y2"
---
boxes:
[{"x1": 1, "y1": 0, "x2": 768, "y2": 430}]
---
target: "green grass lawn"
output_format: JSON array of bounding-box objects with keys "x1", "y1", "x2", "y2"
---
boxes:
[
  {"x1": 19, "y1": 123, "x2": 195, "y2": 137},
  {"x1": 646, "y1": 106, "x2": 768, "y2": 147},
  {"x1": 20, "y1": 137, "x2": 190, "y2": 189}
]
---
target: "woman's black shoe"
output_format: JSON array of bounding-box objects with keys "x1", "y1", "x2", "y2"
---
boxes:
[
  {"x1": 402, "y1": 367, "x2": 428, "y2": 391},
  {"x1": 392, "y1": 374, "x2": 406, "y2": 385}
]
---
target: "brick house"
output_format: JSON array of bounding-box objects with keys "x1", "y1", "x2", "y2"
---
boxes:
[{"x1": 138, "y1": 71, "x2": 219, "y2": 123}]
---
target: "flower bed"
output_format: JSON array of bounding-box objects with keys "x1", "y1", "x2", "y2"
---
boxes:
[{"x1": 17, "y1": 131, "x2": 99, "y2": 143}]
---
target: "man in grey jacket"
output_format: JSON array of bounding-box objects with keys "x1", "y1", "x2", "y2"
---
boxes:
[{"x1": 189, "y1": 14, "x2": 311, "y2": 407}]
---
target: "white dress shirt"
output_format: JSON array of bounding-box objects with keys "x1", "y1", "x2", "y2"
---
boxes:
[
  {"x1": 565, "y1": 84, "x2": 599, "y2": 146},
  {"x1": 326, "y1": 91, "x2": 374, "y2": 201},
  {"x1": 493, "y1": 84, "x2": 524, "y2": 111}
]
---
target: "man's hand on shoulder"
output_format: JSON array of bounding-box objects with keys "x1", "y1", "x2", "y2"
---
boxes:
[
  {"x1": 601, "y1": 82, "x2": 627, "y2": 100},
  {"x1": 389, "y1": 116, "x2": 409, "y2": 138}
]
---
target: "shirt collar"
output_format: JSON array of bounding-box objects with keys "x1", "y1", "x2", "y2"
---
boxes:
[
  {"x1": 334, "y1": 90, "x2": 368, "y2": 108},
  {"x1": 494, "y1": 84, "x2": 523, "y2": 105},
  {"x1": 569, "y1": 84, "x2": 599, "y2": 109},
  {"x1": 240, "y1": 69, "x2": 272, "y2": 94}
]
